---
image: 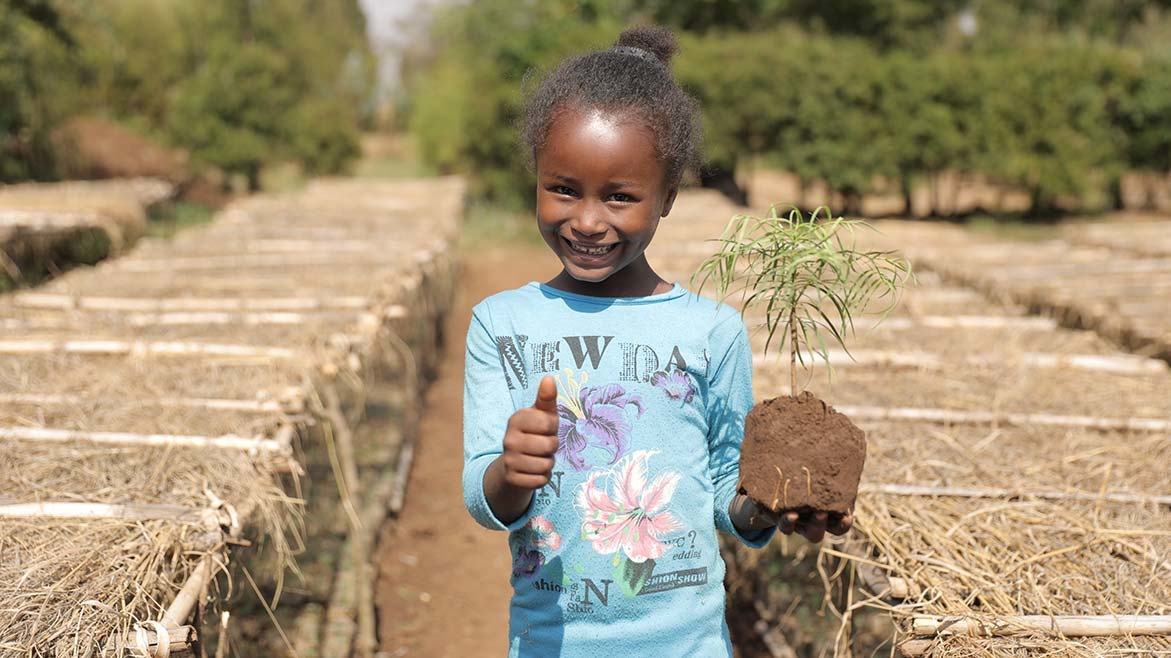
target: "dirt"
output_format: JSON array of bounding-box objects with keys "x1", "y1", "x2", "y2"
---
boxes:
[
  {"x1": 737, "y1": 392, "x2": 867, "y2": 515},
  {"x1": 374, "y1": 242, "x2": 558, "y2": 657}
]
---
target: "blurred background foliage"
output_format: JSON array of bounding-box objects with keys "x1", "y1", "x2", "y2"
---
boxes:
[
  {"x1": 3, "y1": 0, "x2": 1171, "y2": 218},
  {"x1": 401, "y1": 0, "x2": 1171, "y2": 217},
  {"x1": 1, "y1": 0, "x2": 374, "y2": 190}
]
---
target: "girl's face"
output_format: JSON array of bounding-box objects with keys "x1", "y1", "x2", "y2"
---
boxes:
[{"x1": 535, "y1": 109, "x2": 676, "y2": 297}]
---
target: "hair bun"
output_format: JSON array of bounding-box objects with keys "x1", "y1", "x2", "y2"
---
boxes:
[{"x1": 615, "y1": 25, "x2": 677, "y2": 65}]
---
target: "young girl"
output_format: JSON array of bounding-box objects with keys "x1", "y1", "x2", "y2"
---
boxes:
[{"x1": 463, "y1": 26, "x2": 850, "y2": 656}]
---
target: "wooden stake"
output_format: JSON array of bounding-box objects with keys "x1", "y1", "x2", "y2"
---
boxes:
[{"x1": 912, "y1": 614, "x2": 1171, "y2": 638}]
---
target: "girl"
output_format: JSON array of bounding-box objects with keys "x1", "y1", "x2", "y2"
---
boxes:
[{"x1": 463, "y1": 25, "x2": 850, "y2": 656}]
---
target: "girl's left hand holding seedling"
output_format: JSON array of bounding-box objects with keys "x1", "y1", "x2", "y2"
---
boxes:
[{"x1": 729, "y1": 494, "x2": 853, "y2": 544}]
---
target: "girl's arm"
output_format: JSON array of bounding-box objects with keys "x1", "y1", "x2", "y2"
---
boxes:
[
  {"x1": 463, "y1": 305, "x2": 557, "y2": 531},
  {"x1": 481, "y1": 377, "x2": 561, "y2": 525},
  {"x1": 706, "y1": 312, "x2": 776, "y2": 547}
]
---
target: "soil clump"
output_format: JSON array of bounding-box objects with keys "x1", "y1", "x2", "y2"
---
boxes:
[{"x1": 738, "y1": 391, "x2": 866, "y2": 515}]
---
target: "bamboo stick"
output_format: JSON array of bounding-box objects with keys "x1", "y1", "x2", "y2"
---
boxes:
[
  {"x1": 290, "y1": 603, "x2": 326, "y2": 658},
  {"x1": 747, "y1": 316, "x2": 1057, "y2": 331},
  {"x1": 120, "y1": 311, "x2": 377, "y2": 327},
  {"x1": 752, "y1": 349, "x2": 1166, "y2": 375},
  {"x1": 860, "y1": 483, "x2": 1171, "y2": 506},
  {"x1": 878, "y1": 316, "x2": 1057, "y2": 330},
  {"x1": 318, "y1": 382, "x2": 375, "y2": 658},
  {"x1": 993, "y1": 257, "x2": 1171, "y2": 279},
  {"x1": 10, "y1": 292, "x2": 372, "y2": 311},
  {"x1": 389, "y1": 440, "x2": 415, "y2": 515},
  {"x1": 0, "y1": 392, "x2": 296, "y2": 414},
  {"x1": 100, "y1": 624, "x2": 197, "y2": 658},
  {"x1": 912, "y1": 614, "x2": 1171, "y2": 638},
  {"x1": 320, "y1": 540, "x2": 359, "y2": 658},
  {"x1": 835, "y1": 404, "x2": 1171, "y2": 432},
  {"x1": 112, "y1": 252, "x2": 400, "y2": 273},
  {"x1": 0, "y1": 209, "x2": 106, "y2": 228},
  {"x1": 162, "y1": 557, "x2": 216, "y2": 628},
  {"x1": 0, "y1": 339, "x2": 299, "y2": 360},
  {"x1": 0, "y1": 426, "x2": 288, "y2": 453},
  {"x1": 153, "y1": 239, "x2": 400, "y2": 254},
  {"x1": 0, "y1": 501, "x2": 219, "y2": 525},
  {"x1": 896, "y1": 639, "x2": 934, "y2": 657}
]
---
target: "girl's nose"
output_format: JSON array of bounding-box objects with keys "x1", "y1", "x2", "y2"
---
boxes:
[{"x1": 571, "y1": 200, "x2": 606, "y2": 236}]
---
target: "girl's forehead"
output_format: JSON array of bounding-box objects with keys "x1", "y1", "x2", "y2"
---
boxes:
[{"x1": 545, "y1": 109, "x2": 658, "y2": 154}]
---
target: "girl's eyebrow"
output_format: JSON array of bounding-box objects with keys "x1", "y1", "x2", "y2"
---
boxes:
[{"x1": 544, "y1": 173, "x2": 643, "y2": 190}]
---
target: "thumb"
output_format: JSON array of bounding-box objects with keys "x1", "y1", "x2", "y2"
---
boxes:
[{"x1": 533, "y1": 375, "x2": 558, "y2": 413}]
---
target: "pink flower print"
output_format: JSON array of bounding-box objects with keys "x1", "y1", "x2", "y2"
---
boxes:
[
  {"x1": 556, "y1": 377, "x2": 644, "y2": 471},
  {"x1": 528, "y1": 515, "x2": 562, "y2": 551},
  {"x1": 511, "y1": 516, "x2": 561, "y2": 580},
  {"x1": 650, "y1": 369, "x2": 697, "y2": 404},
  {"x1": 576, "y1": 450, "x2": 682, "y2": 563}
]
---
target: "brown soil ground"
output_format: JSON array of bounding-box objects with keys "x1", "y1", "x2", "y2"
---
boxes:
[
  {"x1": 739, "y1": 392, "x2": 867, "y2": 515},
  {"x1": 374, "y1": 243, "x2": 559, "y2": 657}
]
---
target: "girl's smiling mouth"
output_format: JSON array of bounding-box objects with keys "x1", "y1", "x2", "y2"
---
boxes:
[{"x1": 564, "y1": 237, "x2": 619, "y2": 259}]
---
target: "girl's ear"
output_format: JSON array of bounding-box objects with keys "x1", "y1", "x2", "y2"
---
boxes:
[{"x1": 661, "y1": 187, "x2": 678, "y2": 218}]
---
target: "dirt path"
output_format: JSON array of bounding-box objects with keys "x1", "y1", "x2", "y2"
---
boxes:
[{"x1": 375, "y1": 243, "x2": 558, "y2": 657}]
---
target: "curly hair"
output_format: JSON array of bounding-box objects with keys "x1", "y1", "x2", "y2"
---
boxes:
[{"x1": 521, "y1": 25, "x2": 701, "y2": 187}]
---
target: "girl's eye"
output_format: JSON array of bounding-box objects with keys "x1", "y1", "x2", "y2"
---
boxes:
[
  {"x1": 609, "y1": 193, "x2": 634, "y2": 203},
  {"x1": 550, "y1": 185, "x2": 577, "y2": 197}
]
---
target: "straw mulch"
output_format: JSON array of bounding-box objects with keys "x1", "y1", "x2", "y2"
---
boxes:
[
  {"x1": 649, "y1": 192, "x2": 1171, "y2": 657},
  {"x1": 0, "y1": 179, "x2": 175, "y2": 291},
  {"x1": 878, "y1": 219, "x2": 1171, "y2": 364},
  {"x1": 0, "y1": 177, "x2": 462, "y2": 655}
]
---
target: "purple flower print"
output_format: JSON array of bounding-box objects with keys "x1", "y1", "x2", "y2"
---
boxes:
[
  {"x1": 511, "y1": 516, "x2": 561, "y2": 581},
  {"x1": 557, "y1": 383, "x2": 644, "y2": 471},
  {"x1": 513, "y1": 548, "x2": 544, "y2": 579},
  {"x1": 650, "y1": 369, "x2": 697, "y2": 404}
]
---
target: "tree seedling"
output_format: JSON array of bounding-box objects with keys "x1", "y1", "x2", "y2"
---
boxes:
[{"x1": 694, "y1": 205, "x2": 912, "y2": 516}]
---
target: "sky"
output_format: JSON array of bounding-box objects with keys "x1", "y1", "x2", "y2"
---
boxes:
[{"x1": 358, "y1": 0, "x2": 448, "y2": 97}]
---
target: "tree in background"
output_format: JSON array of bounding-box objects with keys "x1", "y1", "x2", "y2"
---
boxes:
[
  {"x1": 1114, "y1": 50, "x2": 1171, "y2": 208},
  {"x1": 0, "y1": 0, "x2": 75, "y2": 181},
  {"x1": 402, "y1": 0, "x2": 1171, "y2": 217},
  {"x1": 406, "y1": 0, "x2": 621, "y2": 207},
  {"x1": 169, "y1": 40, "x2": 297, "y2": 192},
  {"x1": 1, "y1": 0, "x2": 375, "y2": 187}
]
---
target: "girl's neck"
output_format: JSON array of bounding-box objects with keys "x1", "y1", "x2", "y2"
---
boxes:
[{"x1": 545, "y1": 255, "x2": 671, "y2": 298}]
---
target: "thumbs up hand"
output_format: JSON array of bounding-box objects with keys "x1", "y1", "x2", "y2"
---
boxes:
[{"x1": 500, "y1": 376, "x2": 561, "y2": 490}]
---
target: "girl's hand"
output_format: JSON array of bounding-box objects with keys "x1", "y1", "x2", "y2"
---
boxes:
[
  {"x1": 500, "y1": 375, "x2": 561, "y2": 490},
  {"x1": 483, "y1": 376, "x2": 560, "y2": 525},
  {"x1": 729, "y1": 495, "x2": 853, "y2": 543},
  {"x1": 776, "y1": 509, "x2": 853, "y2": 544}
]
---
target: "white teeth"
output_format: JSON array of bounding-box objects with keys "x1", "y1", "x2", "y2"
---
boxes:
[{"x1": 569, "y1": 241, "x2": 615, "y2": 256}]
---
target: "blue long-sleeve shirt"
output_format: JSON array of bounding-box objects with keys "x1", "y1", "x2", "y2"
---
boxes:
[{"x1": 463, "y1": 282, "x2": 772, "y2": 657}]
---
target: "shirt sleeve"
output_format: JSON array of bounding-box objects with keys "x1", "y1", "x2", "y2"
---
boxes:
[
  {"x1": 707, "y1": 311, "x2": 775, "y2": 548},
  {"x1": 462, "y1": 302, "x2": 536, "y2": 532}
]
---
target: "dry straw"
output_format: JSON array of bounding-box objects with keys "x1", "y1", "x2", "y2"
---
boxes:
[
  {"x1": 0, "y1": 177, "x2": 463, "y2": 654},
  {"x1": 652, "y1": 195, "x2": 1171, "y2": 657}
]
